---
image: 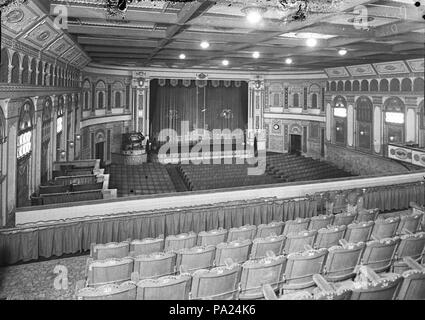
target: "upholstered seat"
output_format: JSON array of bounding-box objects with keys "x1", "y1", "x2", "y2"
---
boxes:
[
  {"x1": 323, "y1": 240, "x2": 365, "y2": 282},
  {"x1": 332, "y1": 211, "x2": 357, "y2": 226},
  {"x1": 392, "y1": 232, "x2": 425, "y2": 274},
  {"x1": 397, "y1": 257, "x2": 425, "y2": 300},
  {"x1": 250, "y1": 235, "x2": 285, "y2": 259},
  {"x1": 227, "y1": 225, "x2": 257, "y2": 242},
  {"x1": 197, "y1": 228, "x2": 228, "y2": 246},
  {"x1": 76, "y1": 281, "x2": 137, "y2": 300},
  {"x1": 314, "y1": 225, "x2": 346, "y2": 249},
  {"x1": 176, "y1": 245, "x2": 216, "y2": 273},
  {"x1": 256, "y1": 221, "x2": 285, "y2": 238},
  {"x1": 136, "y1": 274, "x2": 192, "y2": 300},
  {"x1": 308, "y1": 214, "x2": 334, "y2": 231},
  {"x1": 356, "y1": 208, "x2": 379, "y2": 222},
  {"x1": 361, "y1": 237, "x2": 401, "y2": 273},
  {"x1": 239, "y1": 253, "x2": 287, "y2": 299},
  {"x1": 282, "y1": 218, "x2": 311, "y2": 236},
  {"x1": 344, "y1": 220, "x2": 374, "y2": 243},
  {"x1": 133, "y1": 252, "x2": 176, "y2": 280},
  {"x1": 284, "y1": 230, "x2": 317, "y2": 254},
  {"x1": 86, "y1": 257, "x2": 134, "y2": 287},
  {"x1": 164, "y1": 232, "x2": 197, "y2": 252},
  {"x1": 190, "y1": 261, "x2": 242, "y2": 300},
  {"x1": 130, "y1": 236, "x2": 164, "y2": 256},
  {"x1": 371, "y1": 216, "x2": 400, "y2": 240},
  {"x1": 215, "y1": 239, "x2": 252, "y2": 266},
  {"x1": 90, "y1": 241, "x2": 130, "y2": 260}
]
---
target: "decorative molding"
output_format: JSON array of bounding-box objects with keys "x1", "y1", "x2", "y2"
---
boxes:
[
  {"x1": 324, "y1": 67, "x2": 350, "y2": 78},
  {"x1": 373, "y1": 60, "x2": 410, "y2": 75},
  {"x1": 346, "y1": 64, "x2": 376, "y2": 77},
  {"x1": 406, "y1": 58, "x2": 425, "y2": 73}
]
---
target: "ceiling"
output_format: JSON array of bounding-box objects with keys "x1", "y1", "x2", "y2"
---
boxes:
[{"x1": 48, "y1": 0, "x2": 425, "y2": 71}]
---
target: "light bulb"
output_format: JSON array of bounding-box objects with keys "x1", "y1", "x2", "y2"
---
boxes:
[
  {"x1": 285, "y1": 58, "x2": 293, "y2": 64},
  {"x1": 246, "y1": 10, "x2": 262, "y2": 24},
  {"x1": 200, "y1": 41, "x2": 210, "y2": 49},
  {"x1": 179, "y1": 53, "x2": 186, "y2": 59},
  {"x1": 252, "y1": 51, "x2": 260, "y2": 59},
  {"x1": 222, "y1": 59, "x2": 229, "y2": 66},
  {"x1": 306, "y1": 38, "x2": 318, "y2": 47},
  {"x1": 338, "y1": 49, "x2": 348, "y2": 56}
]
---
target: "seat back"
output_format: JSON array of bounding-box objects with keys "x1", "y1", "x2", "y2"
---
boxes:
[
  {"x1": 371, "y1": 217, "x2": 400, "y2": 240},
  {"x1": 284, "y1": 230, "x2": 317, "y2": 254},
  {"x1": 361, "y1": 237, "x2": 400, "y2": 273},
  {"x1": 215, "y1": 239, "x2": 252, "y2": 266},
  {"x1": 176, "y1": 246, "x2": 216, "y2": 273},
  {"x1": 133, "y1": 252, "x2": 176, "y2": 279},
  {"x1": 282, "y1": 218, "x2": 310, "y2": 236},
  {"x1": 130, "y1": 237, "x2": 164, "y2": 256},
  {"x1": 250, "y1": 235, "x2": 285, "y2": 259},
  {"x1": 91, "y1": 242, "x2": 130, "y2": 260},
  {"x1": 227, "y1": 225, "x2": 257, "y2": 242},
  {"x1": 397, "y1": 269, "x2": 425, "y2": 300},
  {"x1": 332, "y1": 212, "x2": 357, "y2": 226},
  {"x1": 256, "y1": 221, "x2": 285, "y2": 238},
  {"x1": 239, "y1": 254, "x2": 287, "y2": 299},
  {"x1": 136, "y1": 274, "x2": 192, "y2": 300},
  {"x1": 312, "y1": 274, "x2": 352, "y2": 300},
  {"x1": 164, "y1": 232, "x2": 197, "y2": 252},
  {"x1": 314, "y1": 225, "x2": 346, "y2": 249},
  {"x1": 350, "y1": 274, "x2": 403, "y2": 300},
  {"x1": 324, "y1": 242, "x2": 365, "y2": 282},
  {"x1": 356, "y1": 208, "x2": 379, "y2": 222},
  {"x1": 190, "y1": 263, "x2": 242, "y2": 300},
  {"x1": 344, "y1": 221, "x2": 374, "y2": 243},
  {"x1": 282, "y1": 248, "x2": 328, "y2": 291},
  {"x1": 87, "y1": 257, "x2": 134, "y2": 287},
  {"x1": 197, "y1": 228, "x2": 228, "y2": 246},
  {"x1": 396, "y1": 232, "x2": 425, "y2": 261},
  {"x1": 76, "y1": 281, "x2": 137, "y2": 300},
  {"x1": 308, "y1": 215, "x2": 333, "y2": 231},
  {"x1": 397, "y1": 212, "x2": 423, "y2": 235}
]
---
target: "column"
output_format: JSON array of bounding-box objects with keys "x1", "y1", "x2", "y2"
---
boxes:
[
  {"x1": 32, "y1": 97, "x2": 42, "y2": 193},
  {"x1": 405, "y1": 96, "x2": 417, "y2": 143},
  {"x1": 347, "y1": 95, "x2": 355, "y2": 147},
  {"x1": 372, "y1": 96, "x2": 383, "y2": 155},
  {"x1": 6, "y1": 110, "x2": 18, "y2": 226},
  {"x1": 51, "y1": 95, "x2": 58, "y2": 166}
]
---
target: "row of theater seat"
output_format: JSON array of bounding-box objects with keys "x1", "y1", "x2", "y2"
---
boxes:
[
  {"x1": 109, "y1": 164, "x2": 176, "y2": 196},
  {"x1": 266, "y1": 153, "x2": 353, "y2": 182},
  {"x1": 76, "y1": 237, "x2": 425, "y2": 300},
  {"x1": 177, "y1": 163, "x2": 282, "y2": 191}
]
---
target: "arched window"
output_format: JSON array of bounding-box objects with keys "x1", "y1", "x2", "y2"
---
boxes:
[
  {"x1": 370, "y1": 79, "x2": 378, "y2": 92},
  {"x1": 337, "y1": 81, "x2": 344, "y2": 91},
  {"x1": 293, "y1": 93, "x2": 299, "y2": 107},
  {"x1": 356, "y1": 96, "x2": 373, "y2": 150},
  {"x1": 380, "y1": 79, "x2": 389, "y2": 91},
  {"x1": 311, "y1": 93, "x2": 318, "y2": 109},
  {"x1": 37, "y1": 61, "x2": 42, "y2": 85},
  {"x1": 17, "y1": 102, "x2": 33, "y2": 159},
  {"x1": 0, "y1": 108, "x2": 5, "y2": 177},
  {"x1": 112, "y1": 81, "x2": 124, "y2": 108},
  {"x1": 401, "y1": 78, "x2": 412, "y2": 92},
  {"x1": 57, "y1": 96, "x2": 64, "y2": 135},
  {"x1": 41, "y1": 97, "x2": 52, "y2": 184},
  {"x1": 330, "y1": 81, "x2": 336, "y2": 91},
  {"x1": 390, "y1": 79, "x2": 400, "y2": 92},
  {"x1": 413, "y1": 78, "x2": 424, "y2": 92},
  {"x1": 21, "y1": 56, "x2": 29, "y2": 84},
  {"x1": 420, "y1": 101, "x2": 425, "y2": 130},
  {"x1": 326, "y1": 82, "x2": 329, "y2": 92},
  {"x1": 384, "y1": 97, "x2": 405, "y2": 144},
  {"x1": 96, "y1": 80, "x2": 106, "y2": 109},
  {"x1": 344, "y1": 81, "x2": 351, "y2": 92},
  {"x1": 333, "y1": 95, "x2": 347, "y2": 145},
  {"x1": 273, "y1": 93, "x2": 279, "y2": 107},
  {"x1": 361, "y1": 80, "x2": 369, "y2": 92},
  {"x1": 11, "y1": 52, "x2": 19, "y2": 84},
  {"x1": 30, "y1": 59, "x2": 36, "y2": 85},
  {"x1": 115, "y1": 91, "x2": 122, "y2": 109},
  {"x1": 83, "y1": 79, "x2": 91, "y2": 110},
  {"x1": 0, "y1": 49, "x2": 9, "y2": 83},
  {"x1": 352, "y1": 80, "x2": 360, "y2": 91}
]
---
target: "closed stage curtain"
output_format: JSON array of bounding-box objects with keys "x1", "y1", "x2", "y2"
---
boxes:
[{"x1": 150, "y1": 80, "x2": 248, "y2": 139}]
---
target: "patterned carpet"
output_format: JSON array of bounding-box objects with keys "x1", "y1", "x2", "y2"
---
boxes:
[{"x1": 0, "y1": 255, "x2": 87, "y2": 300}]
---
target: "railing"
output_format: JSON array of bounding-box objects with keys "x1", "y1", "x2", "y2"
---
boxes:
[{"x1": 388, "y1": 143, "x2": 425, "y2": 168}]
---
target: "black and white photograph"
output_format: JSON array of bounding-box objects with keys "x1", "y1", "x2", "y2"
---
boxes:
[{"x1": 0, "y1": 0, "x2": 424, "y2": 306}]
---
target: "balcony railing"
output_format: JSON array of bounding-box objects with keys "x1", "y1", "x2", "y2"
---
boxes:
[{"x1": 388, "y1": 143, "x2": 425, "y2": 167}]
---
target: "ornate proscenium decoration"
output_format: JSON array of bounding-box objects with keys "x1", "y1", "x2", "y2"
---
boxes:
[{"x1": 0, "y1": 0, "x2": 28, "y2": 10}]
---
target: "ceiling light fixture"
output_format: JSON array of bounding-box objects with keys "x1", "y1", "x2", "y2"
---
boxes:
[
  {"x1": 200, "y1": 41, "x2": 210, "y2": 49},
  {"x1": 252, "y1": 51, "x2": 260, "y2": 59},
  {"x1": 285, "y1": 58, "x2": 293, "y2": 65},
  {"x1": 242, "y1": 5, "x2": 267, "y2": 24},
  {"x1": 306, "y1": 38, "x2": 318, "y2": 47},
  {"x1": 222, "y1": 59, "x2": 229, "y2": 66},
  {"x1": 338, "y1": 49, "x2": 348, "y2": 56},
  {"x1": 179, "y1": 53, "x2": 186, "y2": 60}
]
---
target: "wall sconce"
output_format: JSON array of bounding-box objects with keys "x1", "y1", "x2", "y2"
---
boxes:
[
  {"x1": 60, "y1": 150, "x2": 66, "y2": 159},
  {"x1": 336, "y1": 126, "x2": 341, "y2": 132},
  {"x1": 389, "y1": 136, "x2": 395, "y2": 142},
  {"x1": 68, "y1": 141, "x2": 75, "y2": 148},
  {"x1": 75, "y1": 134, "x2": 81, "y2": 141}
]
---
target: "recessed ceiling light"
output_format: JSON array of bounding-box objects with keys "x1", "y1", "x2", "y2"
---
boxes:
[
  {"x1": 246, "y1": 10, "x2": 263, "y2": 24},
  {"x1": 200, "y1": 41, "x2": 210, "y2": 49},
  {"x1": 252, "y1": 51, "x2": 260, "y2": 59},
  {"x1": 222, "y1": 59, "x2": 229, "y2": 66},
  {"x1": 179, "y1": 53, "x2": 186, "y2": 59},
  {"x1": 338, "y1": 49, "x2": 348, "y2": 56},
  {"x1": 306, "y1": 38, "x2": 318, "y2": 47},
  {"x1": 285, "y1": 58, "x2": 293, "y2": 65}
]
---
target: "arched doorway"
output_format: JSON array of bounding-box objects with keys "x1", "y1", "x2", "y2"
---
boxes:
[
  {"x1": 356, "y1": 96, "x2": 373, "y2": 151},
  {"x1": 384, "y1": 97, "x2": 405, "y2": 146},
  {"x1": 16, "y1": 100, "x2": 34, "y2": 207},
  {"x1": 95, "y1": 129, "x2": 106, "y2": 167}
]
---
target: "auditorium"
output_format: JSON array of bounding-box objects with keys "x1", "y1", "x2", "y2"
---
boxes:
[{"x1": 0, "y1": 0, "x2": 424, "y2": 301}]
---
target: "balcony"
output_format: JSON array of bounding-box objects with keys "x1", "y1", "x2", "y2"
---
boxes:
[{"x1": 388, "y1": 143, "x2": 425, "y2": 168}]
